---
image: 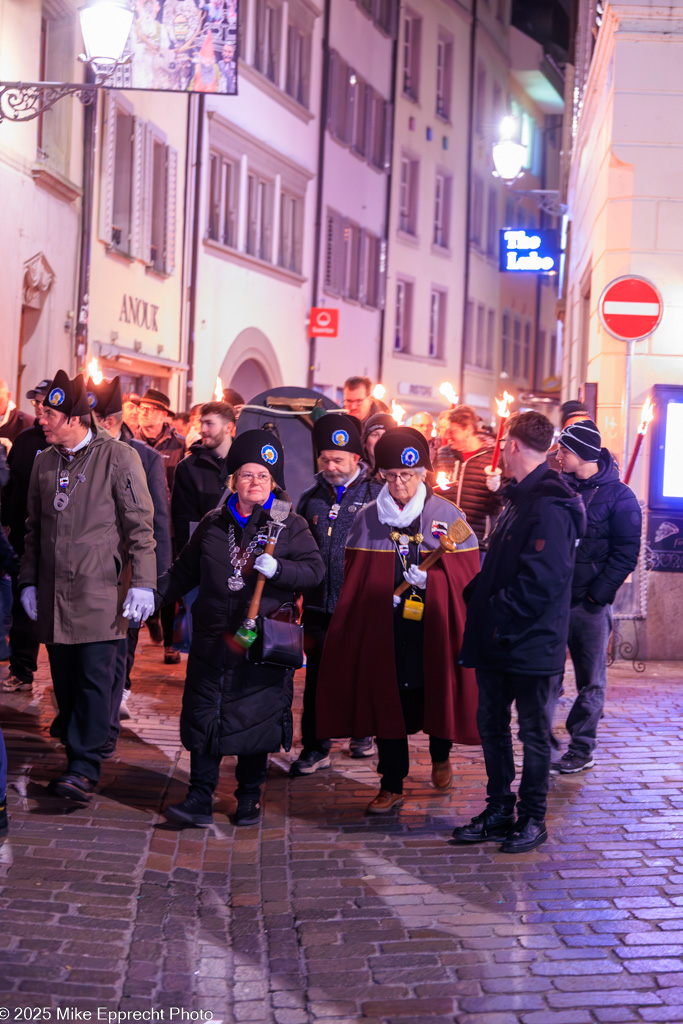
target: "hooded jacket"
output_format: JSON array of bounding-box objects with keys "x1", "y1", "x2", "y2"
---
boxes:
[
  {"x1": 171, "y1": 440, "x2": 230, "y2": 551},
  {"x1": 460, "y1": 463, "x2": 586, "y2": 675},
  {"x1": 561, "y1": 448, "x2": 642, "y2": 606}
]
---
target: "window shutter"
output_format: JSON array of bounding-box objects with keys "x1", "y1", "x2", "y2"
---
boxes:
[
  {"x1": 99, "y1": 92, "x2": 116, "y2": 245},
  {"x1": 382, "y1": 100, "x2": 393, "y2": 171},
  {"x1": 377, "y1": 238, "x2": 387, "y2": 310},
  {"x1": 326, "y1": 50, "x2": 338, "y2": 130},
  {"x1": 358, "y1": 230, "x2": 368, "y2": 305},
  {"x1": 262, "y1": 182, "x2": 273, "y2": 263},
  {"x1": 255, "y1": 0, "x2": 266, "y2": 71},
  {"x1": 164, "y1": 146, "x2": 178, "y2": 275},
  {"x1": 293, "y1": 199, "x2": 303, "y2": 274},
  {"x1": 131, "y1": 116, "x2": 145, "y2": 257},
  {"x1": 247, "y1": 174, "x2": 258, "y2": 255},
  {"x1": 141, "y1": 125, "x2": 154, "y2": 263}
]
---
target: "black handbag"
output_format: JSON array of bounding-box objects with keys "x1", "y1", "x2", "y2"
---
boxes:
[{"x1": 246, "y1": 605, "x2": 304, "y2": 669}]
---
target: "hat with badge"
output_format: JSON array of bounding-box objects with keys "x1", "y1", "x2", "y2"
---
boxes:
[
  {"x1": 139, "y1": 387, "x2": 171, "y2": 411},
  {"x1": 373, "y1": 426, "x2": 433, "y2": 473},
  {"x1": 227, "y1": 429, "x2": 286, "y2": 490},
  {"x1": 312, "y1": 412, "x2": 364, "y2": 458},
  {"x1": 87, "y1": 376, "x2": 123, "y2": 419},
  {"x1": 25, "y1": 378, "x2": 52, "y2": 402},
  {"x1": 45, "y1": 370, "x2": 91, "y2": 418}
]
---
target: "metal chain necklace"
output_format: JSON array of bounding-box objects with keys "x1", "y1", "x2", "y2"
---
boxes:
[
  {"x1": 53, "y1": 446, "x2": 96, "y2": 512},
  {"x1": 227, "y1": 524, "x2": 262, "y2": 591}
]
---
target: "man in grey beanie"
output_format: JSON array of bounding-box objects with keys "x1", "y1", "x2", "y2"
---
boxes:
[{"x1": 551, "y1": 419, "x2": 641, "y2": 773}]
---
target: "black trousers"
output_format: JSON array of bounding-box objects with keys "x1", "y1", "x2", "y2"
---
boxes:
[
  {"x1": 475, "y1": 668, "x2": 552, "y2": 822},
  {"x1": 109, "y1": 636, "x2": 132, "y2": 742},
  {"x1": 47, "y1": 640, "x2": 120, "y2": 782},
  {"x1": 189, "y1": 750, "x2": 269, "y2": 805},
  {"x1": 9, "y1": 577, "x2": 39, "y2": 685},
  {"x1": 301, "y1": 610, "x2": 333, "y2": 754},
  {"x1": 376, "y1": 688, "x2": 452, "y2": 794}
]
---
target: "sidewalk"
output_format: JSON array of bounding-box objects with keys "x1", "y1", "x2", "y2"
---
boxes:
[{"x1": 2, "y1": 638, "x2": 683, "y2": 1024}]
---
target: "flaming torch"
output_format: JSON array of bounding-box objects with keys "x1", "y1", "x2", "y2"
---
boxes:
[
  {"x1": 391, "y1": 399, "x2": 406, "y2": 426},
  {"x1": 214, "y1": 376, "x2": 224, "y2": 402},
  {"x1": 489, "y1": 390, "x2": 515, "y2": 473},
  {"x1": 436, "y1": 472, "x2": 451, "y2": 491},
  {"x1": 87, "y1": 357, "x2": 103, "y2": 385},
  {"x1": 372, "y1": 383, "x2": 387, "y2": 401},
  {"x1": 439, "y1": 381, "x2": 459, "y2": 407},
  {"x1": 623, "y1": 396, "x2": 654, "y2": 486}
]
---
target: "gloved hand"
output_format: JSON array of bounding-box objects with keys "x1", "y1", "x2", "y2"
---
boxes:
[
  {"x1": 122, "y1": 587, "x2": 155, "y2": 622},
  {"x1": 484, "y1": 466, "x2": 502, "y2": 492},
  {"x1": 393, "y1": 594, "x2": 401, "y2": 608},
  {"x1": 403, "y1": 565, "x2": 428, "y2": 589},
  {"x1": 21, "y1": 585, "x2": 38, "y2": 621},
  {"x1": 254, "y1": 553, "x2": 278, "y2": 579}
]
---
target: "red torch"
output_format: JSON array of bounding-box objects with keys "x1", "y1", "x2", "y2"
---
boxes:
[
  {"x1": 623, "y1": 396, "x2": 654, "y2": 486},
  {"x1": 489, "y1": 390, "x2": 515, "y2": 473}
]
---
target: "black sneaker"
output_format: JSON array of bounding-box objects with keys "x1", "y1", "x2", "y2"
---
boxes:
[
  {"x1": 348, "y1": 737, "x2": 375, "y2": 758},
  {"x1": 234, "y1": 795, "x2": 262, "y2": 827},
  {"x1": 164, "y1": 794, "x2": 213, "y2": 828},
  {"x1": 0, "y1": 795, "x2": 7, "y2": 837},
  {"x1": 452, "y1": 807, "x2": 516, "y2": 843},
  {"x1": 500, "y1": 817, "x2": 548, "y2": 854},
  {"x1": 164, "y1": 646, "x2": 181, "y2": 665},
  {"x1": 550, "y1": 751, "x2": 595, "y2": 774},
  {"x1": 100, "y1": 737, "x2": 117, "y2": 760},
  {"x1": 48, "y1": 773, "x2": 96, "y2": 803},
  {"x1": 289, "y1": 750, "x2": 332, "y2": 776}
]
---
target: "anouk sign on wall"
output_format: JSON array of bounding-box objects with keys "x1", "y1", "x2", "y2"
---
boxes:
[
  {"x1": 119, "y1": 294, "x2": 160, "y2": 332},
  {"x1": 499, "y1": 229, "x2": 559, "y2": 273}
]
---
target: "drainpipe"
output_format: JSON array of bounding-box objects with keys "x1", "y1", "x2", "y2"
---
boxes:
[
  {"x1": 75, "y1": 65, "x2": 96, "y2": 373},
  {"x1": 459, "y1": 0, "x2": 477, "y2": 403},
  {"x1": 185, "y1": 92, "x2": 204, "y2": 410},
  {"x1": 376, "y1": 7, "x2": 399, "y2": 385},
  {"x1": 307, "y1": 0, "x2": 331, "y2": 389}
]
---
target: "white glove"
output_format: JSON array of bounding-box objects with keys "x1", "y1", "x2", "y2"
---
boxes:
[
  {"x1": 403, "y1": 565, "x2": 428, "y2": 589},
  {"x1": 122, "y1": 587, "x2": 155, "y2": 622},
  {"x1": 393, "y1": 594, "x2": 401, "y2": 608},
  {"x1": 254, "y1": 553, "x2": 278, "y2": 579},
  {"x1": 21, "y1": 586, "x2": 38, "y2": 621},
  {"x1": 484, "y1": 466, "x2": 502, "y2": 492}
]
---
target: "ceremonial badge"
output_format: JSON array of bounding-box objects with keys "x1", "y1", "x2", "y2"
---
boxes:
[
  {"x1": 432, "y1": 520, "x2": 448, "y2": 538},
  {"x1": 48, "y1": 387, "x2": 65, "y2": 407},
  {"x1": 328, "y1": 503, "x2": 340, "y2": 521},
  {"x1": 261, "y1": 444, "x2": 278, "y2": 465},
  {"x1": 87, "y1": 392, "x2": 98, "y2": 409},
  {"x1": 400, "y1": 446, "x2": 419, "y2": 467},
  {"x1": 332, "y1": 429, "x2": 349, "y2": 447},
  {"x1": 53, "y1": 493, "x2": 69, "y2": 511}
]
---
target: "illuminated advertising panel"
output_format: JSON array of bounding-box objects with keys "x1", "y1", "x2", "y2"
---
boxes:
[{"x1": 499, "y1": 228, "x2": 559, "y2": 273}]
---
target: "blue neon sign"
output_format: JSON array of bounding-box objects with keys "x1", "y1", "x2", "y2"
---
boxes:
[{"x1": 499, "y1": 228, "x2": 560, "y2": 273}]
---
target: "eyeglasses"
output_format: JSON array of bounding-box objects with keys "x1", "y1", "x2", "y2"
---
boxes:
[
  {"x1": 382, "y1": 471, "x2": 416, "y2": 484},
  {"x1": 30, "y1": 399, "x2": 44, "y2": 410},
  {"x1": 238, "y1": 472, "x2": 271, "y2": 483},
  {"x1": 139, "y1": 404, "x2": 162, "y2": 415},
  {"x1": 344, "y1": 398, "x2": 367, "y2": 408}
]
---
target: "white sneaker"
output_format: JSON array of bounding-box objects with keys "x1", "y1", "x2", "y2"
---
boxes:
[{"x1": 119, "y1": 688, "x2": 132, "y2": 720}]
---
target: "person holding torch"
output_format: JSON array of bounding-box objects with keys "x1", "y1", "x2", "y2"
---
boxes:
[{"x1": 158, "y1": 430, "x2": 324, "y2": 828}]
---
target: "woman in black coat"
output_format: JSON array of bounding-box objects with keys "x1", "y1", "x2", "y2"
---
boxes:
[{"x1": 158, "y1": 430, "x2": 324, "y2": 828}]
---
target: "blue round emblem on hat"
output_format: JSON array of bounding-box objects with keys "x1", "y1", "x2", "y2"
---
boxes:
[
  {"x1": 261, "y1": 444, "x2": 278, "y2": 465},
  {"x1": 401, "y1": 446, "x2": 419, "y2": 467},
  {"x1": 332, "y1": 429, "x2": 349, "y2": 447},
  {"x1": 87, "y1": 392, "x2": 97, "y2": 409},
  {"x1": 48, "y1": 387, "x2": 65, "y2": 407}
]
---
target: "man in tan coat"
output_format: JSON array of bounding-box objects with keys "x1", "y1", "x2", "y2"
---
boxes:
[{"x1": 19, "y1": 370, "x2": 157, "y2": 802}]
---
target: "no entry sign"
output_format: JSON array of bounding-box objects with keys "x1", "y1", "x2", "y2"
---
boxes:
[
  {"x1": 598, "y1": 276, "x2": 662, "y2": 341},
  {"x1": 310, "y1": 308, "x2": 339, "y2": 338}
]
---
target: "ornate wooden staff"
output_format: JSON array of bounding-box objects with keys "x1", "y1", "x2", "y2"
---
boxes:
[
  {"x1": 234, "y1": 499, "x2": 290, "y2": 649},
  {"x1": 393, "y1": 518, "x2": 472, "y2": 599}
]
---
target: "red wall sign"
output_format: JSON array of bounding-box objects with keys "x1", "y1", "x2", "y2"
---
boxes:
[
  {"x1": 598, "y1": 276, "x2": 663, "y2": 342},
  {"x1": 309, "y1": 308, "x2": 339, "y2": 338}
]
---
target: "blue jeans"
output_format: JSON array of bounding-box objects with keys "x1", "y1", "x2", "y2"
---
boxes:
[{"x1": 564, "y1": 601, "x2": 613, "y2": 757}]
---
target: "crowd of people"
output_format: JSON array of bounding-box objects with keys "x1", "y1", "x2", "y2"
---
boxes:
[{"x1": 0, "y1": 370, "x2": 642, "y2": 853}]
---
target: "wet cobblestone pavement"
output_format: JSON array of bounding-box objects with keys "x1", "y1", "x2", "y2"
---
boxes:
[{"x1": 2, "y1": 637, "x2": 683, "y2": 1023}]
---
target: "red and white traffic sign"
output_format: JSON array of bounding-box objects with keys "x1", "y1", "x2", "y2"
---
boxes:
[
  {"x1": 598, "y1": 276, "x2": 662, "y2": 341},
  {"x1": 309, "y1": 307, "x2": 339, "y2": 338}
]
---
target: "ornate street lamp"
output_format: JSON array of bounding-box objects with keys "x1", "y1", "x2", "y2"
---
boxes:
[
  {"x1": 492, "y1": 115, "x2": 566, "y2": 216},
  {"x1": 0, "y1": 0, "x2": 134, "y2": 125}
]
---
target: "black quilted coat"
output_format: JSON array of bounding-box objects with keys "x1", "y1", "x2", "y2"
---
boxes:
[{"x1": 156, "y1": 502, "x2": 324, "y2": 757}]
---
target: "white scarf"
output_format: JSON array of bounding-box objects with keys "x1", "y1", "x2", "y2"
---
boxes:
[{"x1": 376, "y1": 481, "x2": 427, "y2": 527}]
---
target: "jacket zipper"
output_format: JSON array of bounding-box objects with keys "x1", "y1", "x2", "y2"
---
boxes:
[{"x1": 126, "y1": 477, "x2": 139, "y2": 505}]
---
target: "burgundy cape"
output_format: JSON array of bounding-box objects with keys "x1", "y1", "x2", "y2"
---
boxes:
[{"x1": 316, "y1": 491, "x2": 481, "y2": 744}]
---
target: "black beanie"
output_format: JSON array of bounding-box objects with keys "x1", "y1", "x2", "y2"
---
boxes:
[
  {"x1": 374, "y1": 427, "x2": 433, "y2": 472},
  {"x1": 45, "y1": 370, "x2": 91, "y2": 418},
  {"x1": 87, "y1": 376, "x2": 123, "y2": 418},
  {"x1": 312, "y1": 413, "x2": 364, "y2": 457},
  {"x1": 558, "y1": 418, "x2": 602, "y2": 463},
  {"x1": 227, "y1": 429, "x2": 286, "y2": 489},
  {"x1": 560, "y1": 400, "x2": 590, "y2": 427}
]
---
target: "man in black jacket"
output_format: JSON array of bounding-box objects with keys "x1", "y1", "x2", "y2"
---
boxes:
[
  {"x1": 453, "y1": 412, "x2": 586, "y2": 854},
  {"x1": 551, "y1": 419, "x2": 641, "y2": 774},
  {"x1": 171, "y1": 401, "x2": 236, "y2": 551},
  {"x1": 290, "y1": 413, "x2": 382, "y2": 775}
]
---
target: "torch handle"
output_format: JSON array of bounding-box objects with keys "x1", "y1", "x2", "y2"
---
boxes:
[
  {"x1": 623, "y1": 432, "x2": 644, "y2": 487},
  {"x1": 245, "y1": 537, "x2": 278, "y2": 622},
  {"x1": 393, "y1": 547, "x2": 444, "y2": 598}
]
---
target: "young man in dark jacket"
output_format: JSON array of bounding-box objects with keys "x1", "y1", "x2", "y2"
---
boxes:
[
  {"x1": 551, "y1": 419, "x2": 641, "y2": 774},
  {"x1": 437, "y1": 405, "x2": 503, "y2": 548},
  {"x1": 453, "y1": 411, "x2": 586, "y2": 853},
  {"x1": 290, "y1": 413, "x2": 382, "y2": 774}
]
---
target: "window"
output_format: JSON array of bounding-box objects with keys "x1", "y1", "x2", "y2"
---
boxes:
[
  {"x1": 399, "y1": 156, "x2": 419, "y2": 235},
  {"x1": 327, "y1": 52, "x2": 392, "y2": 171},
  {"x1": 436, "y1": 32, "x2": 453, "y2": 120},
  {"x1": 475, "y1": 303, "x2": 485, "y2": 366},
  {"x1": 486, "y1": 187, "x2": 498, "y2": 258},
  {"x1": 362, "y1": 231, "x2": 383, "y2": 308},
  {"x1": 470, "y1": 175, "x2": 483, "y2": 245},
  {"x1": 38, "y1": 5, "x2": 76, "y2": 174},
  {"x1": 149, "y1": 138, "x2": 169, "y2": 273},
  {"x1": 325, "y1": 210, "x2": 345, "y2": 294},
  {"x1": 475, "y1": 65, "x2": 486, "y2": 136},
  {"x1": 286, "y1": 22, "x2": 311, "y2": 107},
  {"x1": 369, "y1": 93, "x2": 391, "y2": 171},
  {"x1": 486, "y1": 309, "x2": 495, "y2": 371},
  {"x1": 254, "y1": 0, "x2": 282, "y2": 84},
  {"x1": 344, "y1": 220, "x2": 362, "y2": 300},
  {"x1": 208, "y1": 153, "x2": 238, "y2": 248},
  {"x1": 523, "y1": 319, "x2": 531, "y2": 380},
  {"x1": 433, "y1": 173, "x2": 451, "y2": 248},
  {"x1": 279, "y1": 192, "x2": 303, "y2": 273},
  {"x1": 402, "y1": 11, "x2": 421, "y2": 100},
  {"x1": 512, "y1": 315, "x2": 522, "y2": 377},
  {"x1": 395, "y1": 280, "x2": 413, "y2": 352},
  {"x1": 353, "y1": 77, "x2": 368, "y2": 157},
  {"x1": 429, "y1": 290, "x2": 446, "y2": 358},
  {"x1": 325, "y1": 211, "x2": 385, "y2": 305},
  {"x1": 112, "y1": 108, "x2": 135, "y2": 254},
  {"x1": 356, "y1": 0, "x2": 399, "y2": 37},
  {"x1": 246, "y1": 173, "x2": 274, "y2": 261},
  {"x1": 501, "y1": 309, "x2": 511, "y2": 374}
]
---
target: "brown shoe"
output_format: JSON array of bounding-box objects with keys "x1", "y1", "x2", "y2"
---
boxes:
[
  {"x1": 366, "y1": 789, "x2": 404, "y2": 815},
  {"x1": 431, "y1": 759, "x2": 453, "y2": 790}
]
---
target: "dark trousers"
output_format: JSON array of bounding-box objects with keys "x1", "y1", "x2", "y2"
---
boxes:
[
  {"x1": 47, "y1": 640, "x2": 120, "y2": 782},
  {"x1": 564, "y1": 602, "x2": 613, "y2": 756},
  {"x1": 189, "y1": 749, "x2": 269, "y2": 806},
  {"x1": 109, "y1": 637, "x2": 131, "y2": 742},
  {"x1": 9, "y1": 577, "x2": 39, "y2": 685},
  {"x1": 160, "y1": 602, "x2": 175, "y2": 647},
  {"x1": 126, "y1": 625, "x2": 139, "y2": 690},
  {"x1": 301, "y1": 610, "x2": 333, "y2": 754},
  {"x1": 0, "y1": 724, "x2": 6, "y2": 798},
  {"x1": 476, "y1": 669, "x2": 552, "y2": 822},
  {"x1": 376, "y1": 735, "x2": 452, "y2": 794}
]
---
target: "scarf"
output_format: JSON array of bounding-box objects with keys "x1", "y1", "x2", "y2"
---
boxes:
[{"x1": 376, "y1": 481, "x2": 427, "y2": 528}]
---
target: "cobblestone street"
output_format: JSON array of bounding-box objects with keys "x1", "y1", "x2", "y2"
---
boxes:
[{"x1": 2, "y1": 638, "x2": 683, "y2": 1023}]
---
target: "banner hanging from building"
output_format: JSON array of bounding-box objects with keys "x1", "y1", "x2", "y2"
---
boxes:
[{"x1": 110, "y1": 1, "x2": 238, "y2": 95}]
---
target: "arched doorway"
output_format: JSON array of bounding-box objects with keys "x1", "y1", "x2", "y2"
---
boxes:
[
  {"x1": 229, "y1": 358, "x2": 270, "y2": 401},
  {"x1": 218, "y1": 327, "x2": 283, "y2": 404}
]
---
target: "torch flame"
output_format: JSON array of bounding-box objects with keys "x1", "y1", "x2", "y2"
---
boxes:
[
  {"x1": 87, "y1": 357, "x2": 103, "y2": 385},
  {"x1": 436, "y1": 472, "x2": 451, "y2": 491},
  {"x1": 214, "y1": 376, "x2": 224, "y2": 402},
  {"x1": 372, "y1": 383, "x2": 387, "y2": 401},
  {"x1": 495, "y1": 390, "x2": 515, "y2": 418},
  {"x1": 638, "y1": 395, "x2": 654, "y2": 433},
  {"x1": 439, "y1": 381, "x2": 458, "y2": 406},
  {"x1": 391, "y1": 399, "x2": 406, "y2": 426}
]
